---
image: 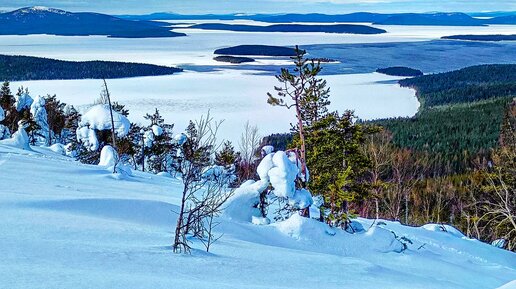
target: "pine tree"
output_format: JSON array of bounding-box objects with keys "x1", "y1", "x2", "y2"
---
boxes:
[
  {"x1": 44, "y1": 94, "x2": 66, "y2": 145},
  {"x1": 267, "y1": 46, "x2": 317, "y2": 185},
  {"x1": 267, "y1": 46, "x2": 328, "y2": 217}
]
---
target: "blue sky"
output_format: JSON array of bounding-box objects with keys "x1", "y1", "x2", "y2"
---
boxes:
[{"x1": 0, "y1": 0, "x2": 514, "y2": 14}]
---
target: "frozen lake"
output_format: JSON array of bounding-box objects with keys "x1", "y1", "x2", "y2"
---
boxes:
[
  {"x1": 11, "y1": 71, "x2": 418, "y2": 142},
  {"x1": 3, "y1": 23, "x2": 512, "y2": 142}
]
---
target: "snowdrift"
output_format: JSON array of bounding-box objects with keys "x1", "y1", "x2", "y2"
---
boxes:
[{"x1": 0, "y1": 144, "x2": 514, "y2": 289}]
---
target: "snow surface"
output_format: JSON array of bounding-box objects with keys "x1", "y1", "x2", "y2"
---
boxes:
[{"x1": 0, "y1": 144, "x2": 515, "y2": 289}]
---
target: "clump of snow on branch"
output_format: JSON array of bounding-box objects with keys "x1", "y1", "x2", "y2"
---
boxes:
[
  {"x1": 76, "y1": 126, "x2": 99, "y2": 151},
  {"x1": 143, "y1": 130, "x2": 155, "y2": 148},
  {"x1": 268, "y1": 151, "x2": 298, "y2": 199},
  {"x1": 79, "y1": 104, "x2": 130, "y2": 137},
  {"x1": 15, "y1": 92, "x2": 33, "y2": 112}
]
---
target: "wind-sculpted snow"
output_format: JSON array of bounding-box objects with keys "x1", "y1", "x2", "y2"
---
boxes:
[{"x1": 0, "y1": 144, "x2": 514, "y2": 289}]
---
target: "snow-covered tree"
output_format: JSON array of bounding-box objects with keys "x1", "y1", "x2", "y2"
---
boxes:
[
  {"x1": 0, "y1": 106, "x2": 10, "y2": 140},
  {"x1": 29, "y1": 95, "x2": 49, "y2": 144}
]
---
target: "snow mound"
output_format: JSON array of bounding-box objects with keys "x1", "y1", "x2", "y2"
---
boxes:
[
  {"x1": 99, "y1": 145, "x2": 118, "y2": 167},
  {"x1": 80, "y1": 105, "x2": 130, "y2": 137},
  {"x1": 422, "y1": 224, "x2": 465, "y2": 238},
  {"x1": 0, "y1": 121, "x2": 31, "y2": 150},
  {"x1": 224, "y1": 180, "x2": 264, "y2": 222},
  {"x1": 275, "y1": 214, "x2": 335, "y2": 240},
  {"x1": 0, "y1": 106, "x2": 4, "y2": 122},
  {"x1": 251, "y1": 216, "x2": 271, "y2": 225},
  {"x1": 48, "y1": 143, "x2": 66, "y2": 155},
  {"x1": 365, "y1": 226, "x2": 404, "y2": 253},
  {"x1": 157, "y1": 172, "x2": 172, "y2": 178}
]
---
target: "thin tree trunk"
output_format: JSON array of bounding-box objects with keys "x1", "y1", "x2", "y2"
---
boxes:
[
  {"x1": 103, "y1": 79, "x2": 117, "y2": 149},
  {"x1": 173, "y1": 185, "x2": 188, "y2": 252}
]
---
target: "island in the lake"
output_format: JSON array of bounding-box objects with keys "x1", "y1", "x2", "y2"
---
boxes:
[
  {"x1": 189, "y1": 23, "x2": 386, "y2": 34},
  {"x1": 213, "y1": 56, "x2": 256, "y2": 64},
  {"x1": 215, "y1": 45, "x2": 298, "y2": 56},
  {"x1": 0, "y1": 55, "x2": 182, "y2": 81},
  {"x1": 376, "y1": 66, "x2": 423, "y2": 77},
  {"x1": 442, "y1": 34, "x2": 516, "y2": 42},
  {"x1": 0, "y1": 6, "x2": 185, "y2": 38}
]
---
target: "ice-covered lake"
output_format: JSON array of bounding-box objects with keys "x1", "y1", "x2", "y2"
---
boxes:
[
  {"x1": 12, "y1": 71, "x2": 418, "y2": 142},
  {"x1": 3, "y1": 23, "x2": 512, "y2": 141}
]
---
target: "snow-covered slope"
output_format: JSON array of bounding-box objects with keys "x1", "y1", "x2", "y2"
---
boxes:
[{"x1": 0, "y1": 144, "x2": 514, "y2": 289}]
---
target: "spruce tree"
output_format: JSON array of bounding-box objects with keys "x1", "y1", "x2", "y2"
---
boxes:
[
  {"x1": 301, "y1": 111, "x2": 372, "y2": 227},
  {"x1": 215, "y1": 141, "x2": 238, "y2": 168}
]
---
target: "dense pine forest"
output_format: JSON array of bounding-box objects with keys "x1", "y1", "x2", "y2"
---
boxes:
[
  {"x1": 398, "y1": 64, "x2": 516, "y2": 107},
  {"x1": 0, "y1": 55, "x2": 182, "y2": 81},
  {"x1": 376, "y1": 64, "x2": 516, "y2": 172}
]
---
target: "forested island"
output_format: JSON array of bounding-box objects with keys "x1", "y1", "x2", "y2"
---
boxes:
[
  {"x1": 213, "y1": 56, "x2": 256, "y2": 64},
  {"x1": 376, "y1": 66, "x2": 423, "y2": 76},
  {"x1": 442, "y1": 34, "x2": 516, "y2": 41},
  {"x1": 215, "y1": 45, "x2": 298, "y2": 56},
  {"x1": 0, "y1": 55, "x2": 182, "y2": 81},
  {"x1": 189, "y1": 23, "x2": 386, "y2": 34}
]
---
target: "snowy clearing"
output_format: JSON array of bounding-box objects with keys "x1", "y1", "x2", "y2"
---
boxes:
[{"x1": 0, "y1": 143, "x2": 514, "y2": 289}]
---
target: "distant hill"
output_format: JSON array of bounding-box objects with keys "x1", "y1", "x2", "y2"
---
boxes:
[
  {"x1": 120, "y1": 12, "x2": 516, "y2": 26},
  {"x1": 442, "y1": 35, "x2": 516, "y2": 41},
  {"x1": 0, "y1": 6, "x2": 185, "y2": 38},
  {"x1": 214, "y1": 45, "x2": 297, "y2": 56},
  {"x1": 484, "y1": 15, "x2": 516, "y2": 24},
  {"x1": 189, "y1": 23, "x2": 386, "y2": 34},
  {"x1": 0, "y1": 54, "x2": 182, "y2": 81},
  {"x1": 248, "y1": 12, "x2": 391, "y2": 23},
  {"x1": 374, "y1": 13, "x2": 484, "y2": 26}
]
